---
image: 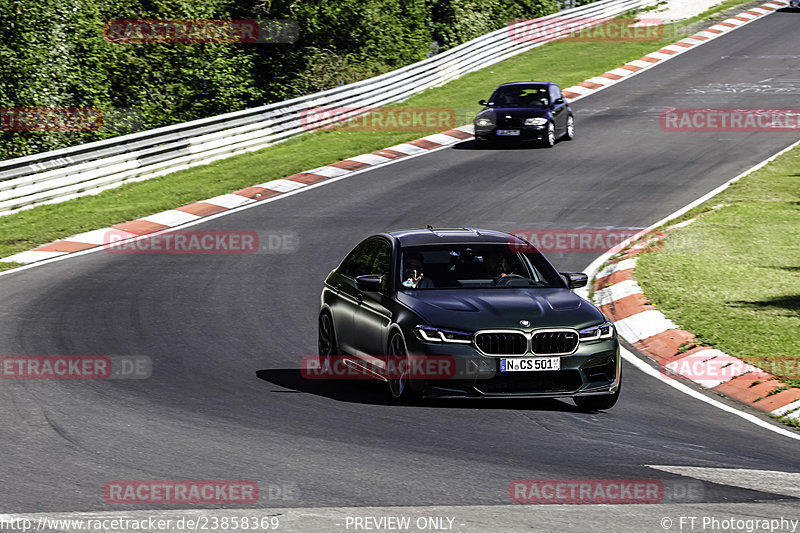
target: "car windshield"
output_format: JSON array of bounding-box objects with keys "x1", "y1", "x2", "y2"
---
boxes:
[
  {"x1": 398, "y1": 243, "x2": 564, "y2": 290},
  {"x1": 488, "y1": 86, "x2": 549, "y2": 107}
]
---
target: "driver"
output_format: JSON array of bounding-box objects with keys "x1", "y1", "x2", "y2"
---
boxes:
[{"x1": 484, "y1": 251, "x2": 512, "y2": 280}]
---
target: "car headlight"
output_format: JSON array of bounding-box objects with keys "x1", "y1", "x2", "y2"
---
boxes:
[
  {"x1": 524, "y1": 117, "x2": 548, "y2": 126},
  {"x1": 578, "y1": 321, "x2": 615, "y2": 341},
  {"x1": 414, "y1": 325, "x2": 473, "y2": 344},
  {"x1": 475, "y1": 118, "x2": 494, "y2": 127}
]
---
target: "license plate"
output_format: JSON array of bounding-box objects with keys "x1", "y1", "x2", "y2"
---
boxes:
[
  {"x1": 500, "y1": 357, "x2": 560, "y2": 372},
  {"x1": 496, "y1": 129, "x2": 520, "y2": 136}
]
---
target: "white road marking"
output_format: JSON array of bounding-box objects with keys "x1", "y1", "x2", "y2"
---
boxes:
[
  {"x1": 621, "y1": 347, "x2": 800, "y2": 442},
  {"x1": 202, "y1": 194, "x2": 256, "y2": 209},
  {"x1": 140, "y1": 210, "x2": 201, "y2": 227},
  {"x1": 257, "y1": 179, "x2": 307, "y2": 192},
  {"x1": 594, "y1": 279, "x2": 643, "y2": 306},
  {"x1": 646, "y1": 465, "x2": 800, "y2": 498},
  {"x1": 615, "y1": 311, "x2": 678, "y2": 343},
  {"x1": 304, "y1": 166, "x2": 351, "y2": 178},
  {"x1": 596, "y1": 257, "x2": 638, "y2": 280}
]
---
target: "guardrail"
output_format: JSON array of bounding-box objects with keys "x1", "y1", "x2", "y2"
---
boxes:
[{"x1": 0, "y1": 0, "x2": 658, "y2": 216}]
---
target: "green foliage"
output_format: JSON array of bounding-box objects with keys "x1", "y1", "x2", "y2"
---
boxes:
[
  {"x1": 430, "y1": 0, "x2": 557, "y2": 49},
  {"x1": 0, "y1": 0, "x2": 564, "y2": 159}
]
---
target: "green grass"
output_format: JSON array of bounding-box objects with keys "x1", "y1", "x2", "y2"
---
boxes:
[
  {"x1": 636, "y1": 144, "x2": 800, "y2": 388},
  {"x1": 0, "y1": 1, "x2": 758, "y2": 269},
  {"x1": 681, "y1": 0, "x2": 773, "y2": 23},
  {"x1": 773, "y1": 412, "x2": 800, "y2": 430},
  {"x1": 0, "y1": 130, "x2": 415, "y2": 267}
]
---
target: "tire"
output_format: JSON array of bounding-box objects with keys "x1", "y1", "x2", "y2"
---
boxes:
[
  {"x1": 387, "y1": 332, "x2": 421, "y2": 403},
  {"x1": 540, "y1": 122, "x2": 556, "y2": 148},
  {"x1": 474, "y1": 138, "x2": 490, "y2": 149},
  {"x1": 574, "y1": 377, "x2": 621, "y2": 412},
  {"x1": 318, "y1": 311, "x2": 339, "y2": 370},
  {"x1": 563, "y1": 115, "x2": 575, "y2": 141}
]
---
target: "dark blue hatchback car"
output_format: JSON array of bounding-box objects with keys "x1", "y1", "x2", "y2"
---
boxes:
[{"x1": 474, "y1": 81, "x2": 574, "y2": 148}]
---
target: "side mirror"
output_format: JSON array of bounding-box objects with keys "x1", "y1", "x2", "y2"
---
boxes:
[
  {"x1": 560, "y1": 272, "x2": 588, "y2": 289},
  {"x1": 553, "y1": 97, "x2": 565, "y2": 106},
  {"x1": 356, "y1": 274, "x2": 385, "y2": 292},
  {"x1": 478, "y1": 99, "x2": 488, "y2": 106}
]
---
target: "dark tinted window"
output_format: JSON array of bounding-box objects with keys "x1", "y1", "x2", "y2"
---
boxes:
[
  {"x1": 370, "y1": 240, "x2": 392, "y2": 290},
  {"x1": 398, "y1": 243, "x2": 563, "y2": 289},
  {"x1": 549, "y1": 85, "x2": 562, "y2": 102},
  {"x1": 341, "y1": 240, "x2": 379, "y2": 278},
  {"x1": 490, "y1": 85, "x2": 549, "y2": 107},
  {"x1": 370, "y1": 240, "x2": 392, "y2": 277}
]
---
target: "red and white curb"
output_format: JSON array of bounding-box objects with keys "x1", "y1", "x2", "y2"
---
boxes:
[
  {"x1": 560, "y1": 1, "x2": 789, "y2": 101},
  {"x1": 0, "y1": 1, "x2": 789, "y2": 265},
  {"x1": 0, "y1": 128, "x2": 474, "y2": 264},
  {"x1": 593, "y1": 223, "x2": 800, "y2": 424}
]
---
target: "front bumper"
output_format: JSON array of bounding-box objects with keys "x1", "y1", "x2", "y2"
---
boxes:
[
  {"x1": 474, "y1": 124, "x2": 548, "y2": 143},
  {"x1": 404, "y1": 333, "x2": 620, "y2": 398}
]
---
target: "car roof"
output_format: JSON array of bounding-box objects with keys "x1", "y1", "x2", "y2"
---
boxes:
[
  {"x1": 384, "y1": 228, "x2": 529, "y2": 247},
  {"x1": 494, "y1": 81, "x2": 555, "y2": 89}
]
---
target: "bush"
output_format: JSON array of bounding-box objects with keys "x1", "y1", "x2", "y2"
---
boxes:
[{"x1": 0, "y1": 0, "x2": 566, "y2": 159}]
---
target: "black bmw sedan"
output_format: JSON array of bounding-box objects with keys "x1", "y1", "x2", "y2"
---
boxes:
[
  {"x1": 317, "y1": 228, "x2": 620, "y2": 410},
  {"x1": 473, "y1": 81, "x2": 574, "y2": 147}
]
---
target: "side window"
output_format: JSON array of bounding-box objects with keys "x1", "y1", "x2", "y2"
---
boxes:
[
  {"x1": 369, "y1": 240, "x2": 392, "y2": 290},
  {"x1": 341, "y1": 240, "x2": 378, "y2": 279},
  {"x1": 550, "y1": 85, "x2": 562, "y2": 103}
]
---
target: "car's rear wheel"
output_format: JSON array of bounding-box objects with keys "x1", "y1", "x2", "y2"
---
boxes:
[
  {"x1": 541, "y1": 122, "x2": 556, "y2": 148},
  {"x1": 318, "y1": 311, "x2": 338, "y2": 369},
  {"x1": 574, "y1": 377, "x2": 621, "y2": 411},
  {"x1": 563, "y1": 116, "x2": 575, "y2": 141},
  {"x1": 387, "y1": 332, "x2": 421, "y2": 402}
]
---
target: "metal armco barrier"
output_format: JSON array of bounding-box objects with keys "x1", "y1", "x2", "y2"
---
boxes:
[{"x1": 0, "y1": 0, "x2": 657, "y2": 216}]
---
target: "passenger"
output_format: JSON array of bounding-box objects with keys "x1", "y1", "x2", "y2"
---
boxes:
[{"x1": 402, "y1": 252, "x2": 434, "y2": 288}]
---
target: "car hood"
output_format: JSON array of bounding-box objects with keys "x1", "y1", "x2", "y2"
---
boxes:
[{"x1": 397, "y1": 288, "x2": 605, "y2": 332}]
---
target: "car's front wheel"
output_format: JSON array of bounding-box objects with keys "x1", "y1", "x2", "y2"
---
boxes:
[
  {"x1": 574, "y1": 377, "x2": 621, "y2": 411},
  {"x1": 563, "y1": 116, "x2": 575, "y2": 141},
  {"x1": 387, "y1": 332, "x2": 421, "y2": 403},
  {"x1": 318, "y1": 311, "x2": 339, "y2": 369},
  {"x1": 541, "y1": 122, "x2": 556, "y2": 148},
  {"x1": 474, "y1": 137, "x2": 490, "y2": 149}
]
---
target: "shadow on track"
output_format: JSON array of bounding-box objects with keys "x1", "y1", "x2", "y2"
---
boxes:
[
  {"x1": 452, "y1": 140, "x2": 542, "y2": 151},
  {"x1": 256, "y1": 368, "x2": 583, "y2": 412}
]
